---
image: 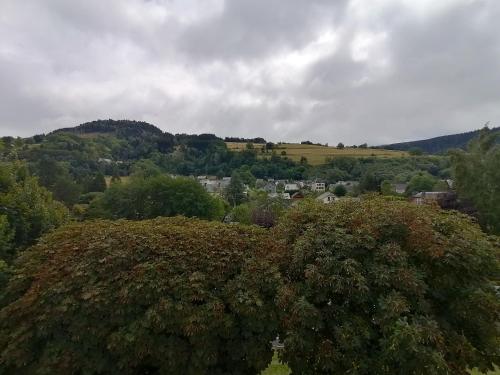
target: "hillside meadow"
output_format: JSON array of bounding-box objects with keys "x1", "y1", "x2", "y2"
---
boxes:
[{"x1": 226, "y1": 142, "x2": 409, "y2": 165}]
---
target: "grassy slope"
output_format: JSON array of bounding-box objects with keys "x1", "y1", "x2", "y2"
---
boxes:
[{"x1": 226, "y1": 142, "x2": 408, "y2": 166}]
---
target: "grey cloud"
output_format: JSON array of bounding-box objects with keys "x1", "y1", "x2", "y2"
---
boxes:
[
  {"x1": 177, "y1": 0, "x2": 348, "y2": 61},
  {"x1": 0, "y1": 0, "x2": 499, "y2": 145}
]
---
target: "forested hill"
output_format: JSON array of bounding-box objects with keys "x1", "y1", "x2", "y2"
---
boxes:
[
  {"x1": 52, "y1": 119, "x2": 165, "y2": 137},
  {"x1": 382, "y1": 126, "x2": 500, "y2": 154}
]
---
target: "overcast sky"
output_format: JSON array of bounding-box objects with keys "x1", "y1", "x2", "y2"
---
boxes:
[{"x1": 1, "y1": 0, "x2": 499, "y2": 144}]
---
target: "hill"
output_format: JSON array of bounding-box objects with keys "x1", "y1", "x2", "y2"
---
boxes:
[
  {"x1": 382, "y1": 126, "x2": 500, "y2": 154},
  {"x1": 226, "y1": 142, "x2": 408, "y2": 166},
  {"x1": 52, "y1": 119, "x2": 165, "y2": 137}
]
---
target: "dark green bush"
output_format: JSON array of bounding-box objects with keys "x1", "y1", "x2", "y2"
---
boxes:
[
  {"x1": 0, "y1": 217, "x2": 284, "y2": 375},
  {"x1": 275, "y1": 198, "x2": 499, "y2": 375}
]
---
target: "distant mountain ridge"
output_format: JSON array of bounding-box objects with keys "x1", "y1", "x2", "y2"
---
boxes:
[{"x1": 382, "y1": 126, "x2": 499, "y2": 154}]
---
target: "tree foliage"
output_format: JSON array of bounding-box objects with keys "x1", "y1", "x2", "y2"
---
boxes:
[
  {"x1": 405, "y1": 171, "x2": 437, "y2": 196},
  {"x1": 225, "y1": 172, "x2": 246, "y2": 207},
  {"x1": 274, "y1": 198, "x2": 499, "y2": 375},
  {"x1": 0, "y1": 162, "x2": 69, "y2": 262},
  {"x1": 87, "y1": 174, "x2": 224, "y2": 221},
  {"x1": 450, "y1": 129, "x2": 500, "y2": 234},
  {"x1": 0, "y1": 217, "x2": 284, "y2": 375},
  {"x1": 333, "y1": 184, "x2": 347, "y2": 197}
]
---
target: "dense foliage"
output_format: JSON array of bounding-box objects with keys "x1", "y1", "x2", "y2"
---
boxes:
[
  {"x1": 0, "y1": 162, "x2": 69, "y2": 262},
  {"x1": 450, "y1": 128, "x2": 500, "y2": 235},
  {"x1": 225, "y1": 137, "x2": 266, "y2": 144},
  {"x1": 0, "y1": 217, "x2": 285, "y2": 375},
  {"x1": 87, "y1": 175, "x2": 225, "y2": 221},
  {"x1": 275, "y1": 198, "x2": 499, "y2": 375}
]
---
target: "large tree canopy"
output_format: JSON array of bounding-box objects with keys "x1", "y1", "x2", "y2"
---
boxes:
[
  {"x1": 274, "y1": 198, "x2": 499, "y2": 375},
  {"x1": 0, "y1": 217, "x2": 285, "y2": 375}
]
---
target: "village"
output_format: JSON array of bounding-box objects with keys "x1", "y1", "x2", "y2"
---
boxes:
[{"x1": 196, "y1": 175, "x2": 458, "y2": 207}]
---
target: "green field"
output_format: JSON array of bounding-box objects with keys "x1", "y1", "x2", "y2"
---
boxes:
[{"x1": 226, "y1": 142, "x2": 408, "y2": 165}]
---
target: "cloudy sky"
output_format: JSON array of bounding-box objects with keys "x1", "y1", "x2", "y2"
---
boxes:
[{"x1": 1, "y1": 0, "x2": 499, "y2": 144}]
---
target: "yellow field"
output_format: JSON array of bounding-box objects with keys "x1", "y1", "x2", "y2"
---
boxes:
[{"x1": 226, "y1": 142, "x2": 408, "y2": 166}]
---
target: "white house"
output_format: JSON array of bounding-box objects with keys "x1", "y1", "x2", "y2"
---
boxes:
[
  {"x1": 392, "y1": 183, "x2": 408, "y2": 194},
  {"x1": 311, "y1": 182, "x2": 326, "y2": 192},
  {"x1": 316, "y1": 192, "x2": 337, "y2": 204},
  {"x1": 284, "y1": 183, "x2": 300, "y2": 192}
]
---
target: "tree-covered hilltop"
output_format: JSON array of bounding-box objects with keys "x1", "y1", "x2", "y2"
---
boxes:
[
  {"x1": 382, "y1": 126, "x2": 500, "y2": 154},
  {"x1": 53, "y1": 119, "x2": 165, "y2": 137}
]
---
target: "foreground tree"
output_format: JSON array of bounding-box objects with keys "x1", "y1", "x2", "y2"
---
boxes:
[
  {"x1": 275, "y1": 198, "x2": 499, "y2": 375},
  {"x1": 0, "y1": 217, "x2": 284, "y2": 375},
  {"x1": 450, "y1": 128, "x2": 500, "y2": 234}
]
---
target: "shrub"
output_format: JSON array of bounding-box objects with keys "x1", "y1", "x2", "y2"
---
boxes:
[
  {"x1": 0, "y1": 217, "x2": 284, "y2": 375},
  {"x1": 274, "y1": 198, "x2": 499, "y2": 375}
]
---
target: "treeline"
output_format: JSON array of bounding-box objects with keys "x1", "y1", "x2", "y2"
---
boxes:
[
  {"x1": 0, "y1": 199, "x2": 498, "y2": 374},
  {"x1": 224, "y1": 136, "x2": 266, "y2": 143}
]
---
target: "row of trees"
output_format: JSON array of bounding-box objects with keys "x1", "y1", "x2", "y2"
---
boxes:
[{"x1": 0, "y1": 198, "x2": 498, "y2": 374}]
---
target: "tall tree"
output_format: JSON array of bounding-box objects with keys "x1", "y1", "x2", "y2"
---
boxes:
[
  {"x1": 87, "y1": 172, "x2": 107, "y2": 192},
  {"x1": 224, "y1": 172, "x2": 246, "y2": 207},
  {"x1": 450, "y1": 128, "x2": 500, "y2": 234}
]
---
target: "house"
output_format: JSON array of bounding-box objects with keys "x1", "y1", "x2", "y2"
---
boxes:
[
  {"x1": 391, "y1": 183, "x2": 408, "y2": 194},
  {"x1": 410, "y1": 191, "x2": 457, "y2": 208},
  {"x1": 198, "y1": 177, "x2": 232, "y2": 194},
  {"x1": 200, "y1": 180, "x2": 219, "y2": 194},
  {"x1": 219, "y1": 177, "x2": 231, "y2": 190},
  {"x1": 284, "y1": 183, "x2": 300, "y2": 192},
  {"x1": 316, "y1": 192, "x2": 337, "y2": 204},
  {"x1": 311, "y1": 182, "x2": 326, "y2": 192},
  {"x1": 262, "y1": 182, "x2": 277, "y2": 194}
]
